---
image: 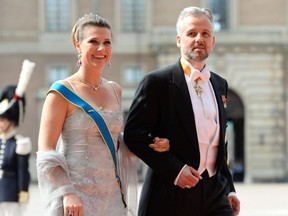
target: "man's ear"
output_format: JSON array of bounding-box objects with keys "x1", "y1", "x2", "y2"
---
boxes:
[
  {"x1": 176, "y1": 35, "x2": 181, "y2": 48},
  {"x1": 212, "y1": 35, "x2": 216, "y2": 48}
]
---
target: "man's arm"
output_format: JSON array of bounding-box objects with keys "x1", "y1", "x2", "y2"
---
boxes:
[{"x1": 124, "y1": 74, "x2": 184, "y2": 183}]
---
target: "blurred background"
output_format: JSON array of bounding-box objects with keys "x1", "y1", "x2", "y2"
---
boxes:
[
  {"x1": 1, "y1": 0, "x2": 288, "y2": 186},
  {"x1": 2, "y1": 0, "x2": 288, "y2": 215}
]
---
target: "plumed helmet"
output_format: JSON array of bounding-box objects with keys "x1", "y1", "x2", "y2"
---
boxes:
[
  {"x1": 0, "y1": 59, "x2": 35, "y2": 126},
  {"x1": 0, "y1": 85, "x2": 26, "y2": 126}
]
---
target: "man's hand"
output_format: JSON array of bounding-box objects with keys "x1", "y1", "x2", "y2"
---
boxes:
[
  {"x1": 149, "y1": 137, "x2": 170, "y2": 152},
  {"x1": 228, "y1": 195, "x2": 240, "y2": 215},
  {"x1": 177, "y1": 166, "x2": 202, "y2": 189},
  {"x1": 18, "y1": 191, "x2": 29, "y2": 203}
]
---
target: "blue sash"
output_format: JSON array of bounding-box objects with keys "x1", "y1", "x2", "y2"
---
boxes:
[{"x1": 49, "y1": 82, "x2": 127, "y2": 207}]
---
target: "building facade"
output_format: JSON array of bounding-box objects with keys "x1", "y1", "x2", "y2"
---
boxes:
[{"x1": 0, "y1": 0, "x2": 288, "y2": 183}]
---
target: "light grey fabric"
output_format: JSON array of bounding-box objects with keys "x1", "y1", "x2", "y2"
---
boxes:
[
  {"x1": 37, "y1": 109, "x2": 129, "y2": 216},
  {"x1": 118, "y1": 132, "x2": 139, "y2": 216},
  {"x1": 36, "y1": 150, "x2": 76, "y2": 216}
]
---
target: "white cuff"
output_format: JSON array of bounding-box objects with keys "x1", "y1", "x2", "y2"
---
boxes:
[
  {"x1": 228, "y1": 192, "x2": 237, "y2": 197},
  {"x1": 174, "y1": 164, "x2": 187, "y2": 185}
]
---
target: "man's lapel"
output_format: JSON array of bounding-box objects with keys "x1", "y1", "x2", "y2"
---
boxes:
[
  {"x1": 210, "y1": 73, "x2": 227, "y2": 163},
  {"x1": 170, "y1": 61, "x2": 199, "y2": 146},
  {"x1": 210, "y1": 73, "x2": 227, "y2": 135}
]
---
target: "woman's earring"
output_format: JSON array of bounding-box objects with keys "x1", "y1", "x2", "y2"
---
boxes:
[
  {"x1": 77, "y1": 53, "x2": 82, "y2": 66},
  {"x1": 107, "y1": 62, "x2": 112, "y2": 68}
]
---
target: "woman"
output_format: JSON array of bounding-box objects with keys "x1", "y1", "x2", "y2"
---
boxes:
[{"x1": 37, "y1": 14, "x2": 169, "y2": 216}]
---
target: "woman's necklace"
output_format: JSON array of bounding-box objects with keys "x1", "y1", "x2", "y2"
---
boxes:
[{"x1": 78, "y1": 77, "x2": 103, "y2": 91}]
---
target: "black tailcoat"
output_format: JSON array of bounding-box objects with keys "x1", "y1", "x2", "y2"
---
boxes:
[{"x1": 124, "y1": 60, "x2": 235, "y2": 215}]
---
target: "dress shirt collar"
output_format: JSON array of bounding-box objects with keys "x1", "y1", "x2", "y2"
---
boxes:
[{"x1": 180, "y1": 58, "x2": 210, "y2": 81}]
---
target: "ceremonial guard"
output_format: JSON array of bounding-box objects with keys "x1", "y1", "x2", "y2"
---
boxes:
[{"x1": 0, "y1": 60, "x2": 35, "y2": 216}]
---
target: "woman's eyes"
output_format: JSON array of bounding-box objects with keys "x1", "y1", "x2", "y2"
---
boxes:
[
  {"x1": 88, "y1": 40, "x2": 111, "y2": 45},
  {"x1": 88, "y1": 39, "x2": 98, "y2": 44}
]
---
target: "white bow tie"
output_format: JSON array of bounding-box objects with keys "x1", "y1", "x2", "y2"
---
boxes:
[{"x1": 192, "y1": 70, "x2": 210, "y2": 82}]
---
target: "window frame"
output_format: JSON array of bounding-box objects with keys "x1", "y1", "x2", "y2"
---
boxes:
[
  {"x1": 208, "y1": 0, "x2": 230, "y2": 32},
  {"x1": 46, "y1": 64, "x2": 71, "y2": 87},
  {"x1": 121, "y1": 64, "x2": 144, "y2": 86},
  {"x1": 120, "y1": 0, "x2": 146, "y2": 33}
]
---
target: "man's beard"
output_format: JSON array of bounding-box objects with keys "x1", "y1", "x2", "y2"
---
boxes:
[{"x1": 186, "y1": 50, "x2": 209, "y2": 62}]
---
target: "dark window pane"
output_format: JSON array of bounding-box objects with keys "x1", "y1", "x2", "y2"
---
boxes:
[{"x1": 209, "y1": 0, "x2": 229, "y2": 32}]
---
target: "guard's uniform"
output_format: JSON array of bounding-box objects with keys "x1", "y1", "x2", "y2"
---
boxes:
[
  {"x1": 0, "y1": 134, "x2": 31, "y2": 202},
  {"x1": 0, "y1": 59, "x2": 35, "y2": 216}
]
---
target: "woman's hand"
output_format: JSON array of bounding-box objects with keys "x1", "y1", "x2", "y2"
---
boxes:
[
  {"x1": 63, "y1": 193, "x2": 83, "y2": 216},
  {"x1": 149, "y1": 137, "x2": 170, "y2": 152}
]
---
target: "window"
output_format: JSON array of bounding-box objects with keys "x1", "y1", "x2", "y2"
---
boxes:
[
  {"x1": 123, "y1": 65, "x2": 143, "y2": 85},
  {"x1": 47, "y1": 65, "x2": 69, "y2": 86},
  {"x1": 121, "y1": 0, "x2": 146, "y2": 32},
  {"x1": 208, "y1": 0, "x2": 229, "y2": 32},
  {"x1": 45, "y1": 0, "x2": 71, "y2": 32}
]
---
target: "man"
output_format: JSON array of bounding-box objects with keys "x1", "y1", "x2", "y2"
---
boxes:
[
  {"x1": 124, "y1": 6, "x2": 240, "y2": 216},
  {"x1": 0, "y1": 60, "x2": 35, "y2": 216}
]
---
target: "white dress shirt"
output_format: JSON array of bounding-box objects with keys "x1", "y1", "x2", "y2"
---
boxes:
[{"x1": 174, "y1": 58, "x2": 219, "y2": 184}]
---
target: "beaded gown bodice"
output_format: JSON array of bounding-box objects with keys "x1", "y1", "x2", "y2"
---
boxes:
[{"x1": 60, "y1": 109, "x2": 126, "y2": 216}]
